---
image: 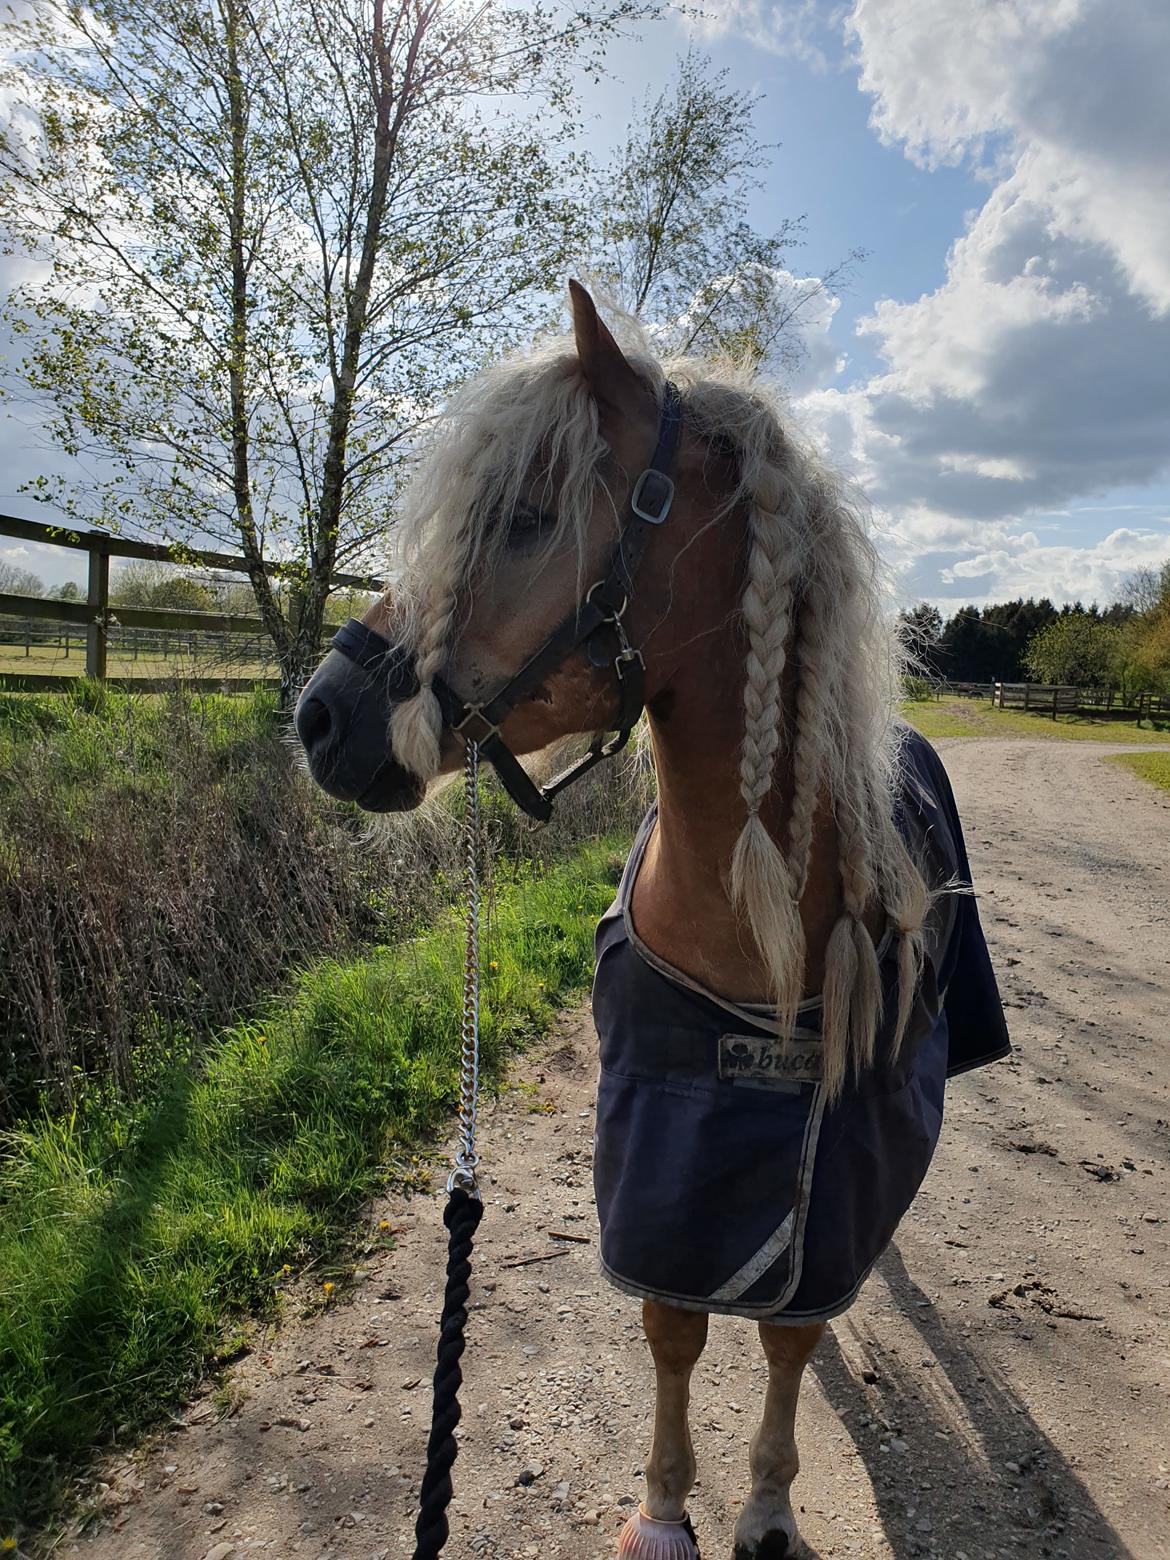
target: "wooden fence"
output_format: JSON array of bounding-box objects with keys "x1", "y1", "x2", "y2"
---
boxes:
[
  {"x1": 0, "y1": 513, "x2": 383, "y2": 691},
  {"x1": 992, "y1": 681, "x2": 1169, "y2": 723}
]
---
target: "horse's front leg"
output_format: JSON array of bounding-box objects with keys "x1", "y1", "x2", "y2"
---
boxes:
[
  {"x1": 618, "y1": 1299, "x2": 708, "y2": 1558},
  {"x1": 732, "y1": 1320, "x2": 824, "y2": 1559}
]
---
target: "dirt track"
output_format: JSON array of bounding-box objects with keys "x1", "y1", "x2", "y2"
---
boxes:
[{"x1": 65, "y1": 738, "x2": 1170, "y2": 1560}]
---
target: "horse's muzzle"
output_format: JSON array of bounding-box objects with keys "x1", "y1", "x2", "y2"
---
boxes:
[{"x1": 294, "y1": 641, "x2": 425, "y2": 812}]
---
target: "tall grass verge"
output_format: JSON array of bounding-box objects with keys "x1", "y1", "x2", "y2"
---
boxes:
[
  {"x1": 0, "y1": 685, "x2": 649, "y2": 1122},
  {"x1": 0, "y1": 837, "x2": 622, "y2": 1527}
]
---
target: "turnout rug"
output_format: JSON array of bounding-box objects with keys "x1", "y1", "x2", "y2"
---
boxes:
[{"x1": 591, "y1": 729, "x2": 1011, "y2": 1322}]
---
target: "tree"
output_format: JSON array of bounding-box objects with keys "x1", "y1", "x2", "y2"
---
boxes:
[
  {"x1": 898, "y1": 603, "x2": 943, "y2": 675},
  {"x1": 110, "y1": 562, "x2": 215, "y2": 612},
  {"x1": 1115, "y1": 560, "x2": 1170, "y2": 694},
  {"x1": 1024, "y1": 615, "x2": 1118, "y2": 687},
  {"x1": 935, "y1": 598, "x2": 1059, "y2": 683},
  {"x1": 1120, "y1": 561, "x2": 1170, "y2": 617},
  {"x1": 0, "y1": 0, "x2": 647, "y2": 695},
  {"x1": 592, "y1": 51, "x2": 860, "y2": 369},
  {"x1": 0, "y1": 561, "x2": 45, "y2": 597}
]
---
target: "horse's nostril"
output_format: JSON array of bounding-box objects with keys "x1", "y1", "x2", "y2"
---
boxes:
[{"x1": 294, "y1": 692, "x2": 334, "y2": 759}]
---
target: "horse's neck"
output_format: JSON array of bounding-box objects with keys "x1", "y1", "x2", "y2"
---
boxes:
[{"x1": 631, "y1": 660, "x2": 846, "y2": 1004}]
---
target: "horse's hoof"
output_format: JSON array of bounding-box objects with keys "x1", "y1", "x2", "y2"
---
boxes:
[
  {"x1": 732, "y1": 1526, "x2": 802, "y2": 1559},
  {"x1": 617, "y1": 1506, "x2": 701, "y2": 1559},
  {"x1": 733, "y1": 1535, "x2": 798, "y2": 1560}
]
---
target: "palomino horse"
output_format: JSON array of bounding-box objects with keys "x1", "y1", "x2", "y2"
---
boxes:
[{"x1": 296, "y1": 282, "x2": 1009, "y2": 1559}]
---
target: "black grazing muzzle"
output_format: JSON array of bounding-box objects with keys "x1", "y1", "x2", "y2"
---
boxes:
[
  {"x1": 295, "y1": 382, "x2": 683, "y2": 821},
  {"x1": 294, "y1": 628, "x2": 428, "y2": 812}
]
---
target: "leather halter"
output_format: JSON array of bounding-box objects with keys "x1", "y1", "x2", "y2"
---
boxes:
[{"x1": 330, "y1": 381, "x2": 683, "y2": 823}]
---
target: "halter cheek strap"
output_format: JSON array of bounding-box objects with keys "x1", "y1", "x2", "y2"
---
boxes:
[{"x1": 331, "y1": 381, "x2": 683, "y2": 822}]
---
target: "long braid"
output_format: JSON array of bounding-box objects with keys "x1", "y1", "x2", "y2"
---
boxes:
[
  {"x1": 783, "y1": 584, "x2": 833, "y2": 903},
  {"x1": 806, "y1": 552, "x2": 879, "y2": 1096},
  {"x1": 729, "y1": 459, "x2": 805, "y2": 1040}
]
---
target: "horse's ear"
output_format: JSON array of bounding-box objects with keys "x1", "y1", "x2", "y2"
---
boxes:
[{"x1": 568, "y1": 279, "x2": 644, "y2": 415}]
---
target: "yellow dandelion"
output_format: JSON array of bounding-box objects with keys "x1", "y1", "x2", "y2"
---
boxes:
[
  {"x1": 322, "y1": 1281, "x2": 335, "y2": 1296},
  {"x1": 378, "y1": 1219, "x2": 390, "y2": 1231},
  {"x1": 281, "y1": 1264, "x2": 291, "y2": 1275},
  {"x1": 2, "y1": 1539, "x2": 18, "y2": 1553},
  {"x1": 489, "y1": 960, "x2": 498, "y2": 970}
]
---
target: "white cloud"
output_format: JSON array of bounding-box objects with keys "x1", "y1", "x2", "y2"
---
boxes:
[
  {"x1": 796, "y1": 0, "x2": 1170, "y2": 606},
  {"x1": 694, "y1": 0, "x2": 831, "y2": 69},
  {"x1": 936, "y1": 524, "x2": 1170, "y2": 606},
  {"x1": 848, "y1": 0, "x2": 1170, "y2": 313}
]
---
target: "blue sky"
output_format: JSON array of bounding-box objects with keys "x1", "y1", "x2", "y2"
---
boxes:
[{"x1": 3, "y1": 0, "x2": 1169, "y2": 614}]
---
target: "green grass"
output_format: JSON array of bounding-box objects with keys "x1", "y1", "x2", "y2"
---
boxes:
[
  {"x1": 1107, "y1": 750, "x2": 1170, "y2": 791},
  {"x1": 0, "y1": 838, "x2": 622, "y2": 1529},
  {"x1": 902, "y1": 695, "x2": 1170, "y2": 743}
]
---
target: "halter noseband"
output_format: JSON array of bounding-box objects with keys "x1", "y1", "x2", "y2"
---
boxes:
[{"x1": 330, "y1": 381, "x2": 683, "y2": 823}]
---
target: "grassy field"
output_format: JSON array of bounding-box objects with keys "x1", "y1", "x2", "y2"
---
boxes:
[
  {"x1": 1107, "y1": 751, "x2": 1170, "y2": 791},
  {"x1": 0, "y1": 837, "x2": 622, "y2": 1528},
  {"x1": 902, "y1": 695, "x2": 1170, "y2": 743},
  {"x1": 0, "y1": 642, "x2": 273, "y2": 680}
]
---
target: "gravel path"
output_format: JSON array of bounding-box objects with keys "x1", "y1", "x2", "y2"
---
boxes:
[{"x1": 64, "y1": 739, "x2": 1170, "y2": 1560}]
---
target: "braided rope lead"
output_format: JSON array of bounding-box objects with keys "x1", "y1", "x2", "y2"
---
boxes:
[{"x1": 412, "y1": 741, "x2": 484, "y2": 1560}]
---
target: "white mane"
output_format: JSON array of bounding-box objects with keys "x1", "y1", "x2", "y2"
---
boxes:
[{"x1": 388, "y1": 332, "x2": 928, "y2": 1098}]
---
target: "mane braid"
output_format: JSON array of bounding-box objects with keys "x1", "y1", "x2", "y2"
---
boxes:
[
  {"x1": 729, "y1": 460, "x2": 804, "y2": 1039},
  {"x1": 784, "y1": 587, "x2": 832, "y2": 901}
]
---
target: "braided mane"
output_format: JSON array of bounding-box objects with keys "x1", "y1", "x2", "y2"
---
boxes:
[{"x1": 388, "y1": 333, "x2": 928, "y2": 1098}]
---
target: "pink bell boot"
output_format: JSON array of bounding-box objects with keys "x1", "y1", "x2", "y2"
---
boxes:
[{"x1": 616, "y1": 1506, "x2": 700, "y2": 1559}]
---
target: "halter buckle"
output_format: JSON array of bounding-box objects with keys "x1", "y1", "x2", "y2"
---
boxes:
[
  {"x1": 630, "y1": 468, "x2": 674, "y2": 525},
  {"x1": 452, "y1": 705, "x2": 500, "y2": 744}
]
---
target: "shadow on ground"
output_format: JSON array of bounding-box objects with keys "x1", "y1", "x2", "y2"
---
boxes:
[{"x1": 812, "y1": 1244, "x2": 1127, "y2": 1559}]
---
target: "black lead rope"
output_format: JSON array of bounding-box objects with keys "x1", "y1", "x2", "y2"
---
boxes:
[
  {"x1": 412, "y1": 741, "x2": 484, "y2": 1560},
  {"x1": 411, "y1": 1185, "x2": 484, "y2": 1560}
]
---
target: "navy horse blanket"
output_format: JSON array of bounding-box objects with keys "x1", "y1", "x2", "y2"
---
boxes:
[{"x1": 591, "y1": 728, "x2": 1010, "y2": 1322}]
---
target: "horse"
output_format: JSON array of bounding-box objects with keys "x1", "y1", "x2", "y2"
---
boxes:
[{"x1": 295, "y1": 280, "x2": 1010, "y2": 1559}]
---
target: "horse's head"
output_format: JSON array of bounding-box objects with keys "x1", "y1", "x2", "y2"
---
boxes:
[{"x1": 295, "y1": 281, "x2": 726, "y2": 815}]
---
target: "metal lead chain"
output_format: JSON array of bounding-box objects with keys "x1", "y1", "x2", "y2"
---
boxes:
[{"x1": 448, "y1": 740, "x2": 482, "y2": 1197}]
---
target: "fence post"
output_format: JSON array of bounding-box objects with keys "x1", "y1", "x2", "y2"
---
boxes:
[
  {"x1": 1052, "y1": 686, "x2": 1058, "y2": 722},
  {"x1": 85, "y1": 538, "x2": 110, "y2": 681},
  {"x1": 1023, "y1": 684, "x2": 1031, "y2": 711}
]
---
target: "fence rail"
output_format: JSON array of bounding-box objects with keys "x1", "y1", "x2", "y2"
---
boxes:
[
  {"x1": 0, "y1": 512, "x2": 383, "y2": 690},
  {"x1": 991, "y1": 681, "x2": 1168, "y2": 723}
]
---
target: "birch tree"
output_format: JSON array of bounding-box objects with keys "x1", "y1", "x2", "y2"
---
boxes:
[
  {"x1": 0, "y1": 0, "x2": 645, "y2": 692},
  {"x1": 595, "y1": 51, "x2": 860, "y2": 369}
]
